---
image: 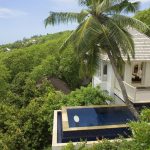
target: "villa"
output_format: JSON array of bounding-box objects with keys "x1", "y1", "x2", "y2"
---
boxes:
[
  {"x1": 93, "y1": 29, "x2": 150, "y2": 104},
  {"x1": 51, "y1": 29, "x2": 150, "y2": 150}
]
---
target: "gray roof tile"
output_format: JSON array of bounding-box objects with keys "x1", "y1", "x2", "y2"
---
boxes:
[{"x1": 101, "y1": 29, "x2": 150, "y2": 61}]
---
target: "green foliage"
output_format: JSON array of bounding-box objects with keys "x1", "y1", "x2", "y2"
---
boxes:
[
  {"x1": 135, "y1": 9, "x2": 150, "y2": 27},
  {"x1": 3, "y1": 50, "x2": 34, "y2": 80},
  {"x1": 62, "y1": 142, "x2": 75, "y2": 150},
  {"x1": 1, "y1": 24, "x2": 149, "y2": 150},
  {"x1": 59, "y1": 48, "x2": 81, "y2": 88},
  {"x1": 134, "y1": 9, "x2": 150, "y2": 36},
  {"x1": 63, "y1": 140, "x2": 138, "y2": 150},
  {"x1": 63, "y1": 85, "x2": 113, "y2": 106},
  {"x1": 0, "y1": 86, "x2": 63, "y2": 150},
  {"x1": 140, "y1": 108, "x2": 150, "y2": 122},
  {"x1": 19, "y1": 98, "x2": 52, "y2": 149},
  {"x1": 5, "y1": 91, "x2": 24, "y2": 108},
  {"x1": 0, "y1": 31, "x2": 83, "y2": 150},
  {"x1": 45, "y1": 0, "x2": 149, "y2": 77},
  {"x1": 30, "y1": 55, "x2": 60, "y2": 81},
  {"x1": 1, "y1": 31, "x2": 77, "y2": 84},
  {"x1": 23, "y1": 79, "x2": 39, "y2": 102},
  {"x1": 0, "y1": 64, "x2": 10, "y2": 100},
  {"x1": 129, "y1": 121, "x2": 150, "y2": 150},
  {"x1": 0, "y1": 59, "x2": 110, "y2": 150},
  {"x1": 11, "y1": 72, "x2": 29, "y2": 94}
]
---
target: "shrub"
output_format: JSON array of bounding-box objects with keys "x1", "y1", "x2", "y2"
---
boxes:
[
  {"x1": 63, "y1": 84, "x2": 113, "y2": 106},
  {"x1": 59, "y1": 48, "x2": 81, "y2": 89},
  {"x1": 30, "y1": 55, "x2": 60, "y2": 81},
  {"x1": 140, "y1": 108, "x2": 150, "y2": 122}
]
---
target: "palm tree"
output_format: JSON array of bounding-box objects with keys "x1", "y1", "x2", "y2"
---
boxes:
[{"x1": 45, "y1": 0, "x2": 149, "y2": 119}]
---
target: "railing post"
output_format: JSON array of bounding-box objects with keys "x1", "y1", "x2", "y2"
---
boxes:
[
  {"x1": 134, "y1": 88, "x2": 136, "y2": 102},
  {"x1": 123, "y1": 81, "x2": 137, "y2": 102}
]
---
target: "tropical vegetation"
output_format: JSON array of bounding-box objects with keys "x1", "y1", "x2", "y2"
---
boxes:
[
  {"x1": 135, "y1": 8, "x2": 150, "y2": 36},
  {"x1": 0, "y1": 0, "x2": 150, "y2": 149},
  {"x1": 0, "y1": 32, "x2": 112, "y2": 150},
  {"x1": 45, "y1": 0, "x2": 150, "y2": 119}
]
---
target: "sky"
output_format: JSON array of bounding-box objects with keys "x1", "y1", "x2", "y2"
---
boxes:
[{"x1": 0, "y1": 0, "x2": 150, "y2": 45}]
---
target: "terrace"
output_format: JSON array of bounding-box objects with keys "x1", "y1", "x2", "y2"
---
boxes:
[{"x1": 52, "y1": 105, "x2": 136, "y2": 150}]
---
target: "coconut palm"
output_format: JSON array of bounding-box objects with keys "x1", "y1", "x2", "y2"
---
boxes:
[{"x1": 45, "y1": 0, "x2": 149, "y2": 119}]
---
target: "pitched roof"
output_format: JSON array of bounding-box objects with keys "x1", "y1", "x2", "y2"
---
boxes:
[
  {"x1": 101, "y1": 29, "x2": 150, "y2": 61},
  {"x1": 130, "y1": 29, "x2": 150, "y2": 61}
]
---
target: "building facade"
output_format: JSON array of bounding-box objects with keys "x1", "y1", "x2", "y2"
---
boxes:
[{"x1": 93, "y1": 29, "x2": 150, "y2": 103}]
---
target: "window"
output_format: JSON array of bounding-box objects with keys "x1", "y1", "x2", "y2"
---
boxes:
[
  {"x1": 103, "y1": 64, "x2": 107, "y2": 75},
  {"x1": 132, "y1": 62, "x2": 143, "y2": 83}
]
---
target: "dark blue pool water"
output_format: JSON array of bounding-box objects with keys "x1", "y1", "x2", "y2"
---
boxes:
[
  {"x1": 56, "y1": 105, "x2": 149, "y2": 143},
  {"x1": 67, "y1": 107, "x2": 136, "y2": 127}
]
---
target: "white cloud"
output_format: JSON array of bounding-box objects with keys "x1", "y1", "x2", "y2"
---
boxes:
[
  {"x1": 50, "y1": 0, "x2": 76, "y2": 4},
  {"x1": 0, "y1": 8, "x2": 28, "y2": 18},
  {"x1": 49, "y1": 0, "x2": 79, "y2": 6},
  {"x1": 139, "y1": 0, "x2": 150, "y2": 2}
]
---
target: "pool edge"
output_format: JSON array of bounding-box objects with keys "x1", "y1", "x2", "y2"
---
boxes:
[
  {"x1": 62, "y1": 105, "x2": 130, "y2": 132},
  {"x1": 52, "y1": 110, "x2": 132, "y2": 150}
]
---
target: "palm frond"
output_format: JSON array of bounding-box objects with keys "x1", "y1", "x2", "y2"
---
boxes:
[
  {"x1": 59, "y1": 16, "x2": 93, "y2": 53},
  {"x1": 112, "y1": 14, "x2": 150, "y2": 33},
  {"x1": 108, "y1": 0, "x2": 140, "y2": 14},
  {"x1": 44, "y1": 12, "x2": 79, "y2": 27},
  {"x1": 77, "y1": 10, "x2": 89, "y2": 23},
  {"x1": 79, "y1": 45, "x2": 100, "y2": 77},
  {"x1": 72, "y1": 17, "x2": 96, "y2": 54},
  {"x1": 78, "y1": 0, "x2": 90, "y2": 6},
  {"x1": 78, "y1": 0, "x2": 101, "y2": 7},
  {"x1": 105, "y1": 16, "x2": 135, "y2": 57},
  {"x1": 45, "y1": 0, "x2": 148, "y2": 78},
  {"x1": 96, "y1": 0, "x2": 112, "y2": 15},
  {"x1": 123, "y1": 1, "x2": 140, "y2": 13},
  {"x1": 59, "y1": 30, "x2": 76, "y2": 52}
]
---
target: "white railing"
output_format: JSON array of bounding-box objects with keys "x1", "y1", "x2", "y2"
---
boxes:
[
  {"x1": 123, "y1": 82, "x2": 137, "y2": 102},
  {"x1": 115, "y1": 81, "x2": 150, "y2": 103},
  {"x1": 115, "y1": 81, "x2": 137, "y2": 102}
]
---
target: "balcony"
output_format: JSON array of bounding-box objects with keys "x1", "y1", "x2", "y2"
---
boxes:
[{"x1": 114, "y1": 81, "x2": 150, "y2": 103}]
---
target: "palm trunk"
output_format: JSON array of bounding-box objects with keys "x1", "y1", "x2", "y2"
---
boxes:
[{"x1": 107, "y1": 50, "x2": 139, "y2": 119}]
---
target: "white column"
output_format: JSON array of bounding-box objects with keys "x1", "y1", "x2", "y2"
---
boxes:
[
  {"x1": 101, "y1": 61, "x2": 104, "y2": 81},
  {"x1": 124, "y1": 63, "x2": 132, "y2": 84},
  {"x1": 144, "y1": 62, "x2": 150, "y2": 86}
]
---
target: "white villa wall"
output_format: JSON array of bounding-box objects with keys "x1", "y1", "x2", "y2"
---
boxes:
[
  {"x1": 106, "y1": 63, "x2": 115, "y2": 95},
  {"x1": 144, "y1": 62, "x2": 150, "y2": 86},
  {"x1": 124, "y1": 64, "x2": 132, "y2": 84},
  {"x1": 93, "y1": 61, "x2": 115, "y2": 96},
  {"x1": 93, "y1": 60, "x2": 150, "y2": 103}
]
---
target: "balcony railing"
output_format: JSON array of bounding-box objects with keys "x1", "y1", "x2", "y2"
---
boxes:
[{"x1": 115, "y1": 81, "x2": 150, "y2": 103}]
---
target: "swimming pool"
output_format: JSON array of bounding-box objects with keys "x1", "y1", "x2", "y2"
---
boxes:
[
  {"x1": 59, "y1": 105, "x2": 136, "y2": 143},
  {"x1": 67, "y1": 106, "x2": 135, "y2": 127}
]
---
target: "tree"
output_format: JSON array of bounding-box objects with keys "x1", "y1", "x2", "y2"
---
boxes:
[
  {"x1": 134, "y1": 8, "x2": 150, "y2": 27},
  {"x1": 45, "y1": 0, "x2": 150, "y2": 119},
  {"x1": 0, "y1": 63, "x2": 10, "y2": 100},
  {"x1": 134, "y1": 8, "x2": 150, "y2": 36}
]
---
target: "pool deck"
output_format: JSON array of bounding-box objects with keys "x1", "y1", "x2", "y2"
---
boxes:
[
  {"x1": 52, "y1": 110, "x2": 132, "y2": 150},
  {"x1": 62, "y1": 105, "x2": 131, "y2": 132}
]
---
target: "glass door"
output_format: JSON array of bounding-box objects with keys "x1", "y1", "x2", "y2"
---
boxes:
[{"x1": 132, "y1": 62, "x2": 144, "y2": 84}]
